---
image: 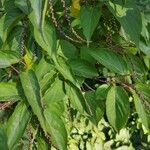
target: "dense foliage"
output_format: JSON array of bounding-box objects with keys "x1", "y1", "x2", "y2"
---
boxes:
[{"x1": 0, "y1": 0, "x2": 150, "y2": 149}]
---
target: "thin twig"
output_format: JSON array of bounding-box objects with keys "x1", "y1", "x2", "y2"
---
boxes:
[
  {"x1": 10, "y1": 66, "x2": 19, "y2": 74},
  {"x1": 0, "y1": 101, "x2": 16, "y2": 110}
]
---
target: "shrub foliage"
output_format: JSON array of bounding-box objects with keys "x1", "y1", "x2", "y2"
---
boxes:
[{"x1": 0, "y1": 0, "x2": 150, "y2": 149}]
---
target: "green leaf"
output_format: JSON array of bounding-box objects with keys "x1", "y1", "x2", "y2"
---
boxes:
[
  {"x1": 68, "y1": 59, "x2": 98, "y2": 78},
  {"x1": 36, "y1": 136, "x2": 51, "y2": 150},
  {"x1": 44, "y1": 109, "x2": 67, "y2": 150},
  {"x1": 133, "y1": 92, "x2": 150, "y2": 132},
  {"x1": 80, "y1": 5, "x2": 101, "y2": 42},
  {"x1": 65, "y1": 83, "x2": 87, "y2": 114},
  {"x1": 6, "y1": 102, "x2": 31, "y2": 149},
  {"x1": 0, "y1": 50, "x2": 19, "y2": 68},
  {"x1": 3, "y1": 26, "x2": 24, "y2": 52},
  {"x1": 29, "y1": 0, "x2": 42, "y2": 29},
  {"x1": 32, "y1": 21, "x2": 56, "y2": 57},
  {"x1": 42, "y1": 78, "x2": 65, "y2": 116},
  {"x1": 43, "y1": 78, "x2": 65, "y2": 103},
  {"x1": 0, "y1": 82, "x2": 20, "y2": 101},
  {"x1": 54, "y1": 57, "x2": 79, "y2": 87},
  {"x1": 20, "y1": 70, "x2": 45, "y2": 128},
  {"x1": 135, "y1": 83, "x2": 150, "y2": 103},
  {"x1": 85, "y1": 91, "x2": 104, "y2": 125},
  {"x1": 0, "y1": 1, "x2": 24, "y2": 42},
  {"x1": 20, "y1": 70, "x2": 67, "y2": 150},
  {"x1": 59, "y1": 40, "x2": 78, "y2": 60},
  {"x1": 0, "y1": 129, "x2": 8, "y2": 150},
  {"x1": 80, "y1": 46, "x2": 96, "y2": 63},
  {"x1": 128, "y1": 55, "x2": 147, "y2": 75},
  {"x1": 96, "y1": 84, "x2": 110, "y2": 100},
  {"x1": 34, "y1": 57, "x2": 54, "y2": 81},
  {"x1": 139, "y1": 40, "x2": 150, "y2": 55},
  {"x1": 40, "y1": 71, "x2": 57, "y2": 95},
  {"x1": 29, "y1": 1, "x2": 56, "y2": 57},
  {"x1": 88, "y1": 48, "x2": 128, "y2": 75},
  {"x1": 108, "y1": 0, "x2": 142, "y2": 46},
  {"x1": 106, "y1": 86, "x2": 130, "y2": 131},
  {"x1": 15, "y1": 0, "x2": 29, "y2": 14}
]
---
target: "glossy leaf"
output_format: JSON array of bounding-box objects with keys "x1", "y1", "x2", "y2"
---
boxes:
[
  {"x1": 106, "y1": 86, "x2": 130, "y2": 131},
  {"x1": 6, "y1": 102, "x2": 31, "y2": 149},
  {"x1": 88, "y1": 48, "x2": 128, "y2": 75},
  {"x1": 0, "y1": 82, "x2": 20, "y2": 101},
  {"x1": 0, "y1": 50, "x2": 19, "y2": 68}
]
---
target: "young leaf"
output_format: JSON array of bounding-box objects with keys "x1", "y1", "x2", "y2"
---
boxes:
[
  {"x1": 106, "y1": 86, "x2": 130, "y2": 131},
  {"x1": 0, "y1": 129, "x2": 8, "y2": 150},
  {"x1": 0, "y1": 50, "x2": 19, "y2": 68},
  {"x1": 108, "y1": 0, "x2": 142, "y2": 46},
  {"x1": 6, "y1": 102, "x2": 31, "y2": 149},
  {"x1": 68, "y1": 59, "x2": 98, "y2": 78},
  {"x1": 88, "y1": 48, "x2": 128, "y2": 75},
  {"x1": 70, "y1": 0, "x2": 81, "y2": 18},
  {"x1": 80, "y1": 5, "x2": 101, "y2": 42},
  {"x1": 0, "y1": 82, "x2": 20, "y2": 101}
]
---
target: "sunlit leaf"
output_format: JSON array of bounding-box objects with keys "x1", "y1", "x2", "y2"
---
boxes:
[{"x1": 106, "y1": 86, "x2": 130, "y2": 131}]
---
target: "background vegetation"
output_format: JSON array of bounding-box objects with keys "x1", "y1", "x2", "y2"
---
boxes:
[{"x1": 0, "y1": 0, "x2": 150, "y2": 149}]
